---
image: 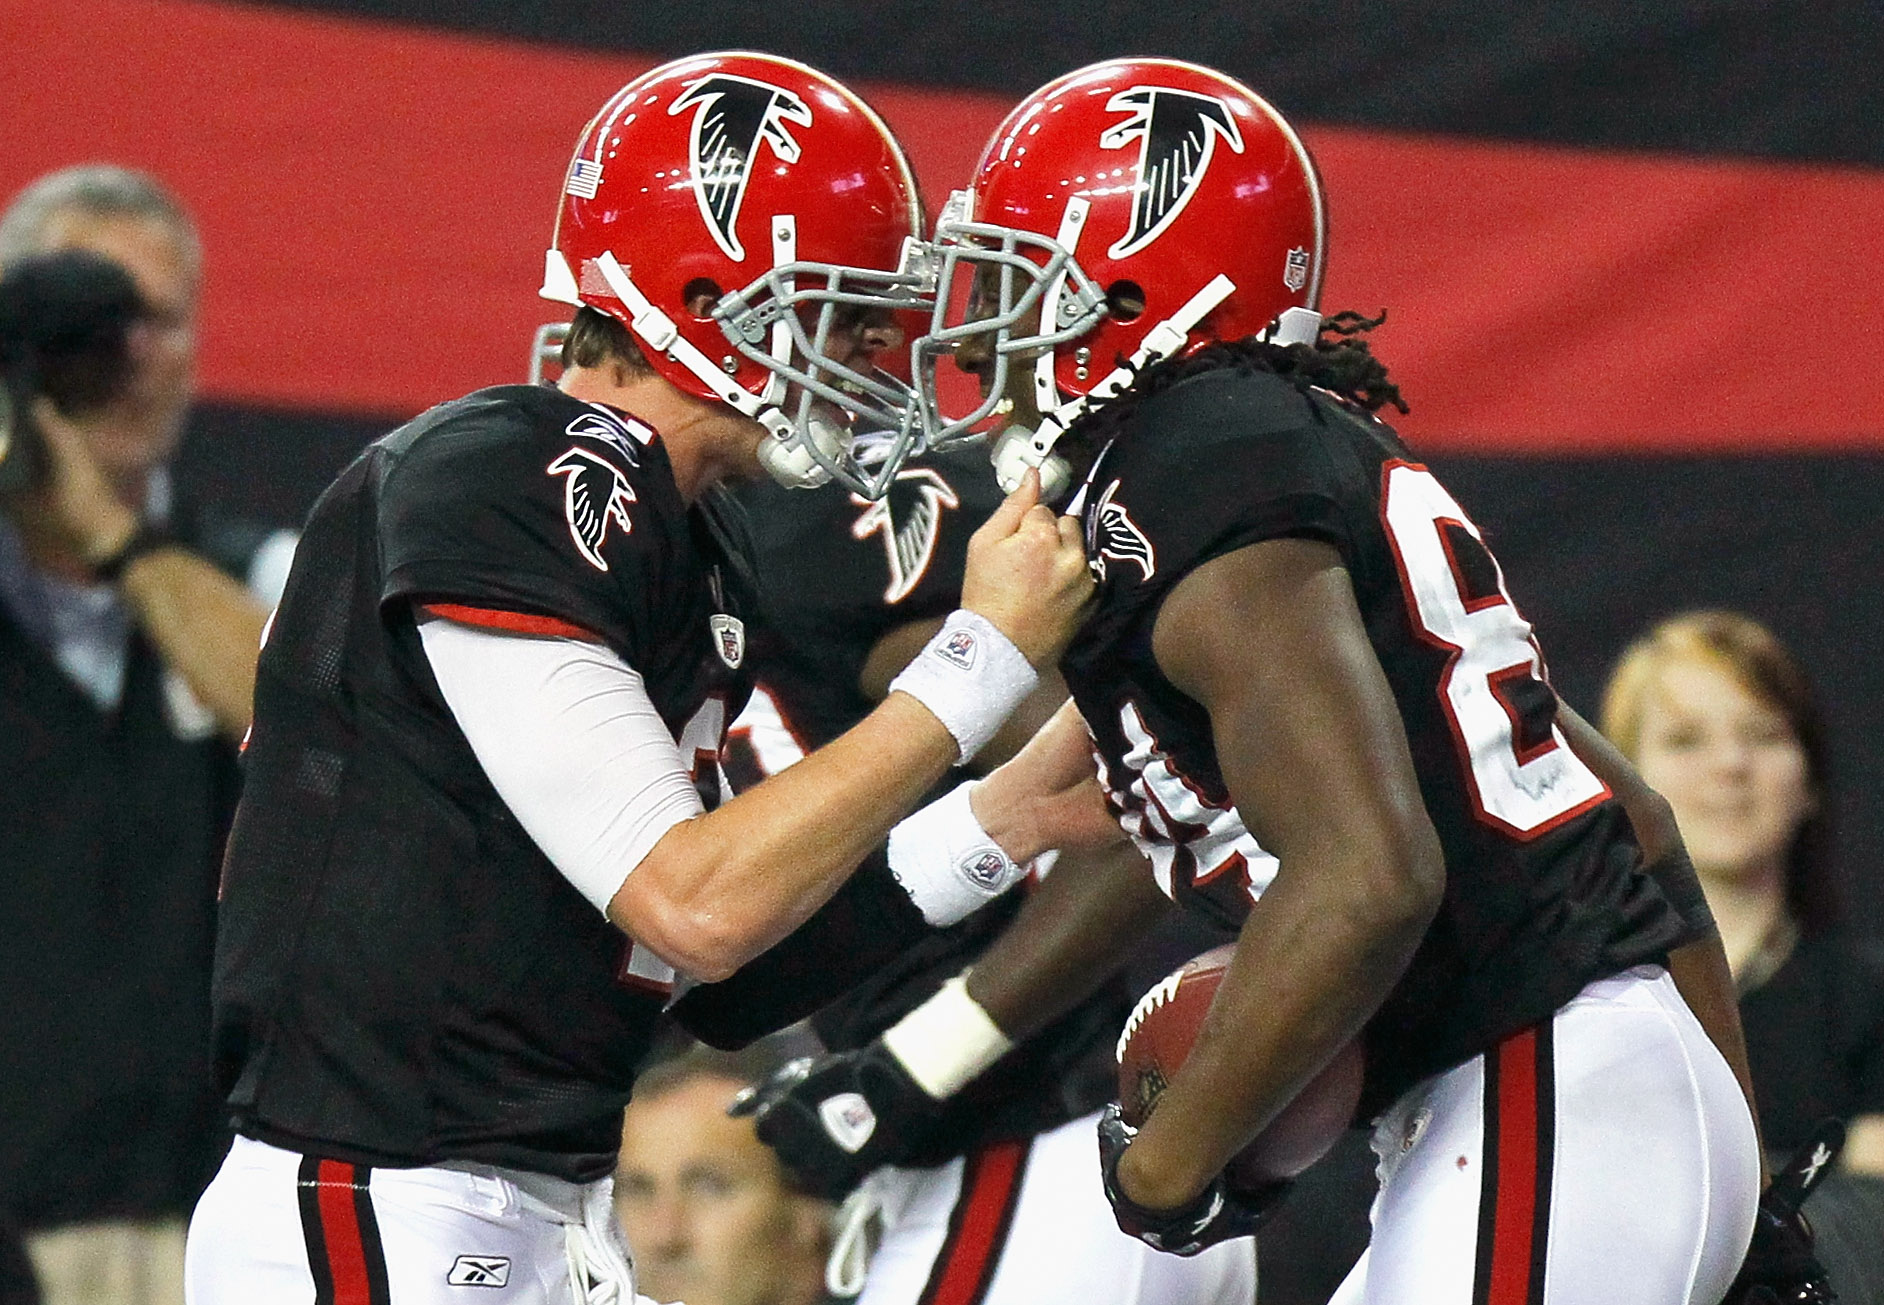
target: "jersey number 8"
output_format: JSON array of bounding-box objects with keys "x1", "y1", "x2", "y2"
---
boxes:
[{"x1": 1380, "y1": 461, "x2": 1609, "y2": 839}]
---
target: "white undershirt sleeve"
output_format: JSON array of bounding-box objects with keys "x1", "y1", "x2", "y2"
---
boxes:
[{"x1": 416, "y1": 616, "x2": 702, "y2": 916}]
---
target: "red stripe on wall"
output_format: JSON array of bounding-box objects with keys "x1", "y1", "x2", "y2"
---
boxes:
[
  {"x1": 314, "y1": 1159, "x2": 375, "y2": 1305},
  {"x1": 5, "y1": 0, "x2": 1883, "y2": 452}
]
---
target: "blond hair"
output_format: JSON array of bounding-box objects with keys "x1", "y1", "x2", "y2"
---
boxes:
[{"x1": 1600, "y1": 609, "x2": 1836, "y2": 931}]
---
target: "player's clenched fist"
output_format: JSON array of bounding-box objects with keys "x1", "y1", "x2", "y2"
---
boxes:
[{"x1": 960, "y1": 468, "x2": 1094, "y2": 667}]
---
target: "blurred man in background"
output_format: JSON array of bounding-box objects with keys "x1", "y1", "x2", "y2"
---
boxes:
[
  {"x1": 618, "y1": 1050, "x2": 833, "y2": 1305},
  {"x1": 0, "y1": 165, "x2": 288, "y2": 1305}
]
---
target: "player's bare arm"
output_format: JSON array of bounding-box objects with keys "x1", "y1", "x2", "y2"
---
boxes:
[
  {"x1": 1114, "y1": 535, "x2": 1445, "y2": 1213},
  {"x1": 612, "y1": 470, "x2": 1093, "y2": 979},
  {"x1": 962, "y1": 838, "x2": 1170, "y2": 1043},
  {"x1": 1554, "y1": 697, "x2": 1768, "y2": 1171},
  {"x1": 966, "y1": 695, "x2": 1124, "y2": 862}
]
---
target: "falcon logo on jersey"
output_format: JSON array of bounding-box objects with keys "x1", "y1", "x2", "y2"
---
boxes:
[
  {"x1": 566, "y1": 407, "x2": 649, "y2": 466},
  {"x1": 670, "y1": 74, "x2": 813, "y2": 262},
  {"x1": 1088, "y1": 479, "x2": 1157, "y2": 582},
  {"x1": 547, "y1": 446, "x2": 636, "y2": 572},
  {"x1": 1100, "y1": 86, "x2": 1244, "y2": 259},
  {"x1": 849, "y1": 468, "x2": 963, "y2": 604}
]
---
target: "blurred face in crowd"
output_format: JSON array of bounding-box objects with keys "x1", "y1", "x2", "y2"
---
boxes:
[
  {"x1": 616, "y1": 1073, "x2": 829, "y2": 1305},
  {"x1": 1631, "y1": 654, "x2": 1815, "y2": 888},
  {"x1": 37, "y1": 207, "x2": 200, "y2": 483}
]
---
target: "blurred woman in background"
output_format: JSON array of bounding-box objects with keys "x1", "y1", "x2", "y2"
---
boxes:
[
  {"x1": 1603, "y1": 609, "x2": 1884, "y2": 1304},
  {"x1": 1602, "y1": 609, "x2": 1884, "y2": 1172}
]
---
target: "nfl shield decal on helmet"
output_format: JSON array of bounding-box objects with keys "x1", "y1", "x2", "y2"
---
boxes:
[
  {"x1": 1099, "y1": 86, "x2": 1245, "y2": 259},
  {"x1": 546, "y1": 447, "x2": 636, "y2": 572},
  {"x1": 711, "y1": 613, "x2": 745, "y2": 669},
  {"x1": 1284, "y1": 247, "x2": 1311, "y2": 292},
  {"x1": 669, "y1": 74, "x2": 813, "y2": 261}
]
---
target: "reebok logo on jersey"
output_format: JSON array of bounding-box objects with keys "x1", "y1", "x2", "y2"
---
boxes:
[
  {"x1": 670, "y1": 74, "x2": 813, "y2": 262},
  {"x1": 935, "y1": 628, "x2": 978, "y2": 670},
  {"x1": 1088, "y1": 479, "x2": 1157, "y2": 582},
  {"x1": 566, "y1": 408, "x2": 650, "y2": 465},
  {"x1": 547, "y1": 446, "x2": 636, "y2": 571},
  {"x1": 447, "y1": 1255, "x2": 511, "y2": 1287},
  {"x1": 1100, "y1": 85, "x2": 1244, "y2": 258},
  {"x1": 819, "y1": 1093, "x2": 878, "y2": 1153}
]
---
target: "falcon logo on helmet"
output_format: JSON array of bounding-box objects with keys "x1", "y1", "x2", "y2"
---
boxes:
[
  {"x1": 1100, "y1": 86, "x2": 1245, "y2": 259},
  {"x1": 547, "y1": 446, "x2": 637, "y2": 572},
  {"x1": 669, "y1": 74, "x2": 814, "y2": 262}
]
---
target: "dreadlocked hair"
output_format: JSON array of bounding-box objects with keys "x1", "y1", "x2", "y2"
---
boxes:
[{"x1": 1061, "y1": 310, "x2": 1407, "y2": 464}]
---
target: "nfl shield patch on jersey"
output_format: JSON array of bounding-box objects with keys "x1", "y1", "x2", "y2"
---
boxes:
[{"x1": 711, "y1": 613, "x2": 745, "y2": 669}]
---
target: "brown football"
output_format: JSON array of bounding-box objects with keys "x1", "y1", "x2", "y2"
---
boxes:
[{"x1": 1116, "y1": 944, "x2": 1365, "y2": 1186}]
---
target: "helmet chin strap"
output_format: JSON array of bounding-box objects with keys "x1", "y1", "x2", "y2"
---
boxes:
[
  {"x1": 990, "y1": 272, "x2": 1240, "y2": 495},
  {"x1": 590, "y1": 248, "x2": 835, "y2": 490}
]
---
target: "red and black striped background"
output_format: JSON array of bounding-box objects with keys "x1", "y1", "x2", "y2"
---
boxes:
[{"x1": 7, "y1": 0, "x2": 1882, "y2": 924}]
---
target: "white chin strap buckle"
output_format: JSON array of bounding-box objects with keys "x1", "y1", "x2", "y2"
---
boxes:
[
  {"x1": 1266, "y1": 306, "x2": 1322, "y2": 347},
  {"x1": 756, "y1": 410, "x2": 846, "y2": 490},
  {"x1": 990, "y1": 424, "x2": 1072, "y2": 500}
]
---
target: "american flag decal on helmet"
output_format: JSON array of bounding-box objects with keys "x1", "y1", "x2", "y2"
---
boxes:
[
  {"x1": 1100, "y1": 86, "x2": 1245, "y2": 259},
  {"x1": 669, "y1": 74, "x2": 813, "y2": 262},
  {"x1": 566, "y1": 158, "x2": 603, "y2": 200}
]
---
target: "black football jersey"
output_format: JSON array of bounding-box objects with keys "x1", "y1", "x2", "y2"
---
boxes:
[
  {"x1": 723, "y1": 443, "x2": 1005, "y2": 780},
  {"x1": 1060, "y1": 366, "x2": 1697, "y2": 1119},
  {"x1": 212, "y1": 385, "x2": 754, "y2": 1181},
  {"x1": 711, "y1": 446, "x2": 1153, "y2": 1154}
]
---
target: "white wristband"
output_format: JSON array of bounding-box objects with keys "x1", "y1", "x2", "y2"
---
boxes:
[
  {"x1": 888, "y1": 609, "x2": 1038, "y2": 764},
  {"x1": 881, "y1": 974, "x2": 1014, "y2": 1100},
  {"x1": 888, "y1": 781, "x2": 1029, "y2": 926}
]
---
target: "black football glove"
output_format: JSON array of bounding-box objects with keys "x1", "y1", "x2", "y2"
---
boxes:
[
  {"x1": 1724, "y1": 1118, "x2": 1845, "y2": 1305},
  {"x1": 729, "y1": 1042, "x2": 946, "y2": 1200},
  {"x1": 1097, "y1": 1102, "x2": 1290, "y2": 1256}
]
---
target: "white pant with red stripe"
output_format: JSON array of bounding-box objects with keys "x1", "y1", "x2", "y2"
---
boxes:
[
  {"x1": 184, "y1": 1136, "x2": 647, "y2": 1305},
  {"x1": 850, "y1": 1110, "x2": 1257, "y2": 1305},
  {"x1": 1331, "y1": 966, "x2": 1760, "y2": 1305}
]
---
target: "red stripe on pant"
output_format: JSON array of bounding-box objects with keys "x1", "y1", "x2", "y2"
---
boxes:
[
  {"x1": 1472, "y1": 1023, "x2": 1557, "y2": 1305},
  {"x1": 918, "y1": 1138, "x2": 1031, "y2": 1305},
  {"x1": 296, "y1": 1155, "x2": 392, "y2": 1305}
]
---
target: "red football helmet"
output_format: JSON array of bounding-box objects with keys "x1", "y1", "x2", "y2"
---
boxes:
[
  {"x1": 916, "y1": 58, "x2": 1327, "y2": 492},
  {"x1": 543, "y1": 52, "x2": 931, "y2": 496}
]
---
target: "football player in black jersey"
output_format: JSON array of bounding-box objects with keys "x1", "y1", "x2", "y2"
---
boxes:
[
  {"x1": 875, "y1": 58, "x2": 1821, "y2": 1305},
  {"x1": 183, "y1": 54, "x2": 1092, "y2": 1305},
  {"x1": 685, "y1": 441, "x2": 1258, "y2": 1305}
]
